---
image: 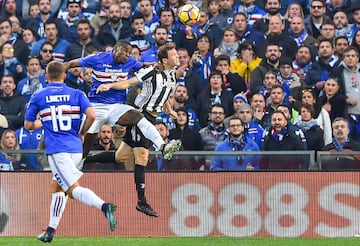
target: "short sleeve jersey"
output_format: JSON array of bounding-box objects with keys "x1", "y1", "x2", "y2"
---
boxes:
[
  {"x1": 25, "y1": 83, "x2": 91, "y2": 154},
  {"x1": 134, "y1": 66, "x2": 177, "y2": 112},
  {"x1": 79, "y1": 51, "x2": 142, "y2": 104}
]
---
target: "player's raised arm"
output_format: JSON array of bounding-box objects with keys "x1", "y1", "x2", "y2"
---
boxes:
[
  {"x1": 63, "y1": 59, "x2": 81, "y2": 71},
  {"x1": 163, "y1": 99, "x2": 177, "y2": 119},
  {"x1": 96, "y1": 76, "x2": 140, "y2": 93}
]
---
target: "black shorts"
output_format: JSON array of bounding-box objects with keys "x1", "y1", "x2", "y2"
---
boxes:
[{"x1": 123, "y1": 110, "x2": 156, "y2": 149}]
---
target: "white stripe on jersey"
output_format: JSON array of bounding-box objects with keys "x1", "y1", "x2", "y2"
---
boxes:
[
  {"x1": 42, "y1": 114, "x2": 81, "y2": 122},
  {"x1": 40, "y1": 105, "x2": 82, "y2": 122},
  {"x1": 135, "y1": 67, "x2": 176, "y2": 112},
  {"x1": 39, "y1": 106, "x2": 81, "y2": 115},
  {"x1": 92, "y1": 70, "x2": 129, "y2": 83}
]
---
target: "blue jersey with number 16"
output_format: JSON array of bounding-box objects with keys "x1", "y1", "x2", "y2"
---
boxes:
[{"x1": 25, "y1": 83, "x2": 91, "y2": 154}]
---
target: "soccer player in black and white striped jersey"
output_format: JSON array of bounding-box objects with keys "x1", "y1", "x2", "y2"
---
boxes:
[{"x1": 95, "y1": 42, "x2": 182, "y2": 217}]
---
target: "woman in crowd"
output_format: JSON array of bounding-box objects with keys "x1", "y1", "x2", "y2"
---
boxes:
[
  {"x1": 190, "y1": 34, "x2": 215, "y2": 88},
  {"x1": 214, "y1": 28, "x2": 240, "y2": 62},
  {"x1": 22, "y1": 28, "x2": 39, "y2": 51},
  {"x1": 351, "y1": 30, "x2": 360, "y2": 55},
  {"x1": 28, "y1": 3, "x2": 40, "y2": 21},
  {"x1": 0, "y1": 43, "x2": 27, "y2": 84},
  {"x1": 0, "y1": 129, "x2": 21, "y2": 170},
  {"x1": 284, "y1": 2, "x2": 304, "y2": 22},
  {"x1": 293, "y1": 87, "x2": 332, "y2": 145},
  {"x1": 295, "y1": 104, "x2": 324, "y2": 151},
  {"x1": 38, "y1": 42, "x2": 54, "y2": 72},
  {"x1": 315, "y1": 77, "x2": 347, "y2": 123}
]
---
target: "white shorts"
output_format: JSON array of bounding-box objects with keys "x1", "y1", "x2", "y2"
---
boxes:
[
  {"x1": 87, "y1": 103, "x2": 135, "y2": 134},
  {"x1": 48, "y1": 153, "x2": 83, "y2": 192}
]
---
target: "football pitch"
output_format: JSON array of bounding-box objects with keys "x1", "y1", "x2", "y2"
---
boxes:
[{"x1": 1, "y1": 237, "x2": 360, "y2": 246}]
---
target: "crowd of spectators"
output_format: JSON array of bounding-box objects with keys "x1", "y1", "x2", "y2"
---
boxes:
[{"x1": 0, "y1": 0, "x2": 360, "y2": 171}]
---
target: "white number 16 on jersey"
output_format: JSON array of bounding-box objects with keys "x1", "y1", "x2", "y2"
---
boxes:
[{"x1": 49, "y1": 105, "x2": 72, "y2": 132}]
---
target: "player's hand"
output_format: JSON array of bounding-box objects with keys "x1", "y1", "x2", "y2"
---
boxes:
[{"x1": 96, "y1": 84, "x2": 112, "y2": 93}]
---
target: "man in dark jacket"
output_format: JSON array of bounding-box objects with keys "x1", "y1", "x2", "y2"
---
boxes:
[
  {"x1": 304, "y1": 38, "x2": 341, "y2": 95},
  {"x1": 0, "y1": 18, "x2": 29, "y2": 65},
  {"x1": 304, "y1": 0, "x2": 331, "y2": 39},
  {"x1": 169, "y1": 107, "x2": 203, "y2": 170},
  {"x1": 250, "y1": 43, "x2": 281, "y2": 95},
  {"x1": 65, "y1": 19, "x2": 103, "y2": 61},
  {"x1": 196, "y1": 70, "x2": 234, "y2": 127},
  {"x1": 196, "y1": 9, "x2": 223, "y2": 49},
  {"x1": 25, "y1": 0, "x2": 69, "y2": 40},
  {"x1": 257, "y1": 15, "x2": 298, "y2": 60},
  {"x1": 261, "y1": 110, "x2": 307, "y2": 169},
  {"x1": 176, "y1": 48, "x2": 203, "y2": 111},
  {"x1": 321, "y1": 117, "x2": 360, "y2": 170},
  {"x1": 0, "y1": 75, "x2": 27, "y2": 136},
  {"x1": 97, "y1": 3, "x2": 132, "y2": 46},
  {"x1": 232, "y1": 13, "x2": 265, "y2": 52}
]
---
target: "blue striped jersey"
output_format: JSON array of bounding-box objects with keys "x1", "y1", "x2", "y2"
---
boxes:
[
  {"x1": 79, "y1": 51, "x2": 142, "y2": 104},
  {"x1": 25, "y1": 83, "x2": 91, "y2": 154}
]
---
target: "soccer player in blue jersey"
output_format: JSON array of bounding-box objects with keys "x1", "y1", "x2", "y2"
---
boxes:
[
  {"x1": 24, "y1": 61, "x2": 117, "y2": 243},
  {"x1": 64, "y1": 40, "x2": 180, "y2": 160},
  {"x1": 95, "y1": 42, "x2": 182, "y2": 217}
]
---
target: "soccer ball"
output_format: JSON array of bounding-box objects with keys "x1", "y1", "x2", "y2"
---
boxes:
[{"x1": 178, "y1": 4, "x2": 200, "y2": 26}]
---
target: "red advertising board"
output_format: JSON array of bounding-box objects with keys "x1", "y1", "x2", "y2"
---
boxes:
[{"x1": 1, "y1": 172, "x2": 360, "y2": 237}]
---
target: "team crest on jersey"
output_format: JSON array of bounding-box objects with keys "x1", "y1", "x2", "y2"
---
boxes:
[
  {"x1": 111, "y1": 73, "x2": 118, "y2": 81},
  {"x1": 161, "y1": 79, "x2": 176, "y2": 88}
]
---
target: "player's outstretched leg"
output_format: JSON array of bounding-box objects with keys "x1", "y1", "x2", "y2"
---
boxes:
[
  {"x1": 161, "y1": 139, "x2": 182, "y2": 160},
  {"x1": 70, "y1": 186, "x2": 117, "y2": 231}
]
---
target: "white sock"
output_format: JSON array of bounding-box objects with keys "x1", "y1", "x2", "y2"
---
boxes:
[
  {"x1": 71, "y1": 187, "x2": 104, "y2": 210},
  {"x1": 48, "y1": 192, "x2": 67, "y2": 230},
  {"x1": 137, "y1": 118, "x2": 165, "y2": 149}
]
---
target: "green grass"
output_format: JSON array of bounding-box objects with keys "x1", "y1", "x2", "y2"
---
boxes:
[{"x1": 1, "y1": 237, "x2": 360, "y2": 246}]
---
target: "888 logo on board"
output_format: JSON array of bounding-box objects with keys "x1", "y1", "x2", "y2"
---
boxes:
[{"x1": 169, "y1": 182, "x2": 360, "y2": 237}]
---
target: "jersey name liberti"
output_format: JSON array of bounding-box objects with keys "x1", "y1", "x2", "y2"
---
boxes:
[
  {"x1": 79, "y1": 51, "x2": 142, "y2": 104},
  {"x1": 134, "y1": 66, "x2": 176, "y2": 113},
  {"x1": 45, "y1": 95, "x2": 70, "y2": 103},
  {"x1": 25, "y1": 83, "x2": 91, "y2": 154}
]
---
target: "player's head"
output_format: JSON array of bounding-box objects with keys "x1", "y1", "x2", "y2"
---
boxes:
[
  {"x1": 113, "y1": 39, "x2": 132, "y2": 64},
  {"x1": 157, "y1": 42, "x2": 179, "y2": 68},
  {"x1": 46, "y1": 61, "x2": 66, "y2": 82}
]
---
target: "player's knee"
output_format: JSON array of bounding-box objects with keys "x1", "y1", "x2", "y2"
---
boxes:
[
  {"x1": 66, "y1": 183, "x2": 79, "y2": 199},
  {"x1": 117, "y1": 110, "x2": 143, "y2": 125},
  {"x1": 51, "y1": 180, "x2": 63, "y2": 193},
  {"x1": 135, "y1": 157, "x2": 148, "y2": 165},
  {"x1": 134, "y1": 148, "x2": 149, "y2": 164},
  {"x1": 115, "y1": 151, "x2": 131, "y2": 163}
]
